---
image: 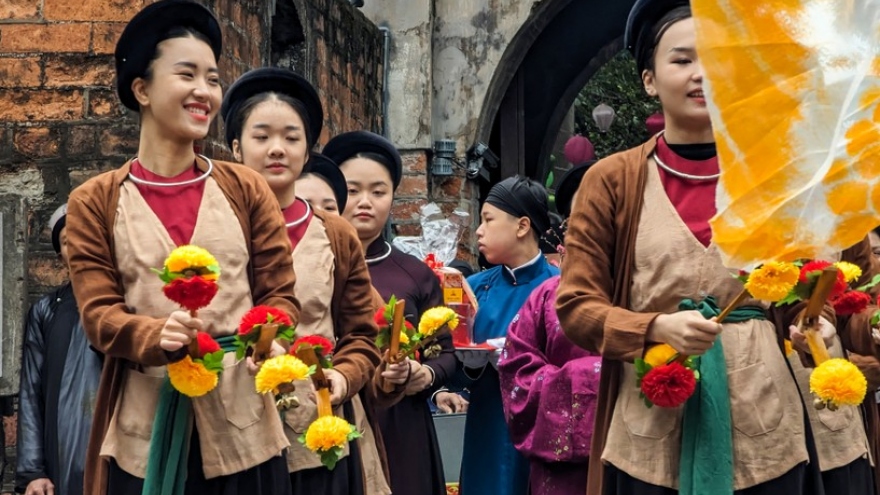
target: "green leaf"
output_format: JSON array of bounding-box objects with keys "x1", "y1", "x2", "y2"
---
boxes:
[
  {"x1": 320, "y1": 446, "x2": 344, "y2": 470},
  {"x1": 206, "y1": 263, "x2": 221, "y2": 275},
  {"x1": 856, "y1": 273, "x2": 880, "y2": 292},
  {"x1": 633, "y1": 358, "x2": 651, "y2": 377},
  {"x1": 775, "y1": 291, "x2": 803, "y2": 307},
  {"x1": 277, "y1": 327, "x2": 295, "y2": 342},
  {"x1": 202, "y1": 350, "x2": 225, "y2": 373},
  {"x1": 871, "y1": 310, "x2": 880, "y2": 327},
  {"x1": 307, "y1": 365, "x2": 316, "y2": 376}
]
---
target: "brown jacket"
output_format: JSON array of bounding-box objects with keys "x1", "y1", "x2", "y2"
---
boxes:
[
  {"x1": 557, "y1": 137, "x2": 827, "y2": 495},
  {"x1": 66, "y1": 157, "x2": 300, "y2": 495}
]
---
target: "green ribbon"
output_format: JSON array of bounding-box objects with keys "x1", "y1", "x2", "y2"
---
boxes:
[
  {"x1": 677, "y1": 296, "x2": 766, "y2": 495},
  {"x1": 142, "y1": 335, "x2": 237, "y2": 495}
]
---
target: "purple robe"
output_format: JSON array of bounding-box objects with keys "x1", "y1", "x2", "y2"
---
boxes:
[{"x1": 498, "y1": 275, "x2": 601, "y2": 495}]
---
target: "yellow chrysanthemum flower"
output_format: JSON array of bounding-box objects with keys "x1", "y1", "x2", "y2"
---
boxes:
[
  {"x1": 744, "y1": 261, "x2": 799, "y2": 302},
  {"x1": 643, "y1": 344, "x2": 678, "y2": 368},
  {"x1": 165, "y1": 245, "x2": 220, "y2": 279},
  {"x1": 255, "y1": 354, "x2": 312, "y2": 394},
  {"x1": 810, "y1": 358, "x2": 867, "y2": 407},
  {"x1": 834, "y1": 261, "x2": 862, "y2": 284},
  {"x1": 418, "y1": 307, "x2": 458, "y2": 337},
  {"x1": 168, "y1": 355, "x2": 218, "y2": 397},
  {"x1": 783, "y1": 339, "x2": 794, "y2": 357},
  {"x1": 303, "y1": 415, "x2": 355, "y2": 452},
  {"x1": 399, "y1": 331, "x2": 410, "y2": 345}
]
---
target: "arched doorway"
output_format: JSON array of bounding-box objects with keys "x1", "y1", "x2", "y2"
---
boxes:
[{"x1": 474, "y1": 0, "x2": 637, "y2": 197}]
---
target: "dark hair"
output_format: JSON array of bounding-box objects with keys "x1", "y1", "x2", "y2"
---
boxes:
[
  {"x1": 355, "y1": 151, "x2": 396, "y2": 186},
  {"x1": 144, "y1": 26, "x2": 214, "y2": 80},
  {"x1": 228, "y1": 92, "x2": 313, "y2": 148},
  {"x1": 638, "y1": 5, "x2": 692, "y2": 74}
]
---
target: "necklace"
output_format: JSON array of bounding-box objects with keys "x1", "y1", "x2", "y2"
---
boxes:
[
  {"x1": 285, "y1": 198, "x2": 311, "y2": 228},
  {"x1": 365, "y1": 241, "x2": 392, "y2": 264},
  {"x1": 128, "y1": 155, "x2": 214, "y2": 187},
  {"x1": 652, "y1": 151, "x2": 720, "y2": 181}
]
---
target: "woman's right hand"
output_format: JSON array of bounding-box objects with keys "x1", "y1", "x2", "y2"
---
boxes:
[
  {"x1": 646, "y1": 311, "x2": 723, "y2": 356},
  {"x1": 159, "y1": 310, "x2": 202, "y2": 352},
  {"x1": 381, "y1": 354, "x2": 411, "y2": 385}
]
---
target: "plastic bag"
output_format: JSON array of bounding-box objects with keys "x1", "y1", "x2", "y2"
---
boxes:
[{"x1": 392, "y1": 202, "x2": 469, "y2": 265}]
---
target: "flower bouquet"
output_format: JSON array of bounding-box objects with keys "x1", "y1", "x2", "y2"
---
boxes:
[
  {"x1": 634, "y1": 344, "x2": 699, "y2": 408},
  {"x1": 295, "y1": 340, "x2": 361, "y2": 470},
  {"x1": 375, "y1": 296, "x2": 458, "y2": 364},
  {"x1": 154, "y1": 245, "x2": 223, "y2": 397},
  {"x1": 740, "y1": 260, "x2": 871, "y2": 410}
]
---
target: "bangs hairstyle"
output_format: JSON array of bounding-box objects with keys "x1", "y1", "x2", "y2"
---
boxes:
[
  {"x1": 144, "y1": 26, "x2": 214, "y2": 81},
  {"x1": 637, "y1": 5, "x2": 692, "y2": 74},
  {"x1": 228, "y1": 92, "x2": 314, "y2": 148},
  {"x1": 355, "y1": 151, "x2": 395, "y2": 187}
]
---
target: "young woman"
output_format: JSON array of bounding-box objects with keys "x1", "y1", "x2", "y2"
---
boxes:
[
  {"x1": 66, "y1": 2, "x2": 298, "y2": 494},
  {"x1": 296, "y1": 153, "x2": 348, "y2": 215},
  {"x1": 556, "y1": 1, "x2": 840, "y2": 494},
  {"x1": 457, "y1": 176, "x2": 559, "y2": 495},
  {"x1": 497, "y1": 163, "x2": 601, "y2": 495},
  {"x1": 221, "y1": 67, "x2": 391, "y2": 495},
  {"x1": 323, "y1": 131, "x2": 457, "y2": 495}
]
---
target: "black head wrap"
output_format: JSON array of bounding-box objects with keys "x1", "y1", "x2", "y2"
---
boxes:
[
  {"x1": 303, "y1": 153, "x2": 348, "y2": 213},
  {"x1": 555, "y1": 160, "x2": 596, "y2": 218},
  {"x1": 220, "y1": 67, "x2": 323, "y2": 150},
  {"x1": 115, "y1": 0, "x2": 222, "y2": 111},
  {"x1": 625, "y1": 0, "x2": 690, "y2": 74},
  {"x1": 323, "y1": 131, "x2": 402, "y2": 190},
  {"x1": 485, "y1": 176, "x2": 551, "y2": 241}
]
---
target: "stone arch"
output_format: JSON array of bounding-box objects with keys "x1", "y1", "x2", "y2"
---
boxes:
[
  {"x1": 474, "y1": 0, "x2": 637, "y2": 190},
  {"x1": 270, "y1": 0, "x2": 308, "y2": 74}
]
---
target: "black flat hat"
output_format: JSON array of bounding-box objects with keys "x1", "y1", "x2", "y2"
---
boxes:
[
  {"x1": 115, "y1": 0, "x2": 222, "y2": 112},
  {"x1": 625, "y1": 0, "x2": 689, "y2": 73},
  {"x1": 555, "y1": 161, "x2": 596, "y2": 218},
  {"x1": 304, "y1": 153, "x2": 348, "y2": 213},
  {"x1": 221, "y1": 67, "x2": 324, "y2": 150},
  {"x1": 322, "y1": 131, "x2": 402, "y2": 190}
]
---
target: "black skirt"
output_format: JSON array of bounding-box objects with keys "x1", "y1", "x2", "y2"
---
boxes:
[
  {"x1": 107, "y1": 424, "x2": 291, "y2": 495},
  {"x1": 289, "y1": 401, "x2": 366, "y2": 495},
  {"x1": 820, "y1": 457, "x2": 875, "y2": 495},
  {"x1": 603, "y1": 462, "x2": 814, "y2": 495}
]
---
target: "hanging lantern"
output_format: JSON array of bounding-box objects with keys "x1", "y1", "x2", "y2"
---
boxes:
[
  {"x1": 646, "y1": 112, "x2": 665, "y2": 136},
  {"x1": 592, "y1": 103, "x2": 616, "y2": 133},
  {"x1": 563, "y1": 135, "x2": 596, "y2": 165}
]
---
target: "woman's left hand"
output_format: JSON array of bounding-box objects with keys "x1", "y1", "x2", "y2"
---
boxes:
[
  {"x1": 245, "y1": 340, "x2": 287, "y2": 376},
  {"x1": 324, "y1": 368, "x2": 349, "y2": 405},
  {"x1": 789, "y1": 316, "x2": 836, "y2": 355}
]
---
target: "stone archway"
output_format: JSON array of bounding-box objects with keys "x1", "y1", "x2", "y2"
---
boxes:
[
  {"x1": 474, "y1": 0, "x2": 637, "y2": 193},
  {"x1": 270, "y1": 0, "x2": 308, "y2": 74}
]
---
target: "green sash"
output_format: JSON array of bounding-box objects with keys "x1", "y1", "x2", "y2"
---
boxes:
[
  {"x1": 142, "y1": 335, "x2": 237, "y2": 495},
  {"x1": 678, "y1": 296, "x2": 765, "y2": 495}
]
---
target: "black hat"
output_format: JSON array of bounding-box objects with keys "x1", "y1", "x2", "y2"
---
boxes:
[
  {"x1": 49, "y1": 204, "x2": 67, "y2": 254},
  {"x1": 625, "y1": 0, "x2": 689, "y2": 74},
  {"x1": 115, "y1": 0, "x2": 222, "y2": 112},
  {"x1": 220, "y1": 67, "x2": 324, "y2": 150},
  {"x1": 322, "y1": 131, "x2": 402, "y2": 190},
  {"x1": 555, "y1": 161, "x2": 596, "y2": 218},
  {"x1": 303, "y1": 153, "x2": 348, "y2": 214}
]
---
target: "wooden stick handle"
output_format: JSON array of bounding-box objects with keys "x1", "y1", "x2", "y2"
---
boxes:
[
  {"x1": 188, "y1": 309, "x2": 201, "y2": 358},
  {"x1": 717, "y1": 289, "x2": 749, "y2": 323},
  {"x1": 296, "y1": 346, "x2": 334, "y2": 417},
  {"x1": 800, "y1": 267, "x2": 839, "y2": 365},
  {"x1": 253, "y1": 323, "x2": 278, "y2": 364},
  {"x1": 388, "y1": 299, "x2": 406, "y2": 364}
]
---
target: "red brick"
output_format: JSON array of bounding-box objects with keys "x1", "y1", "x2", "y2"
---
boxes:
[
  {"x1": 391, "y1": 198, "x2": 428, "y2": 222},
  {"x1": 99, "y1": 126, "x2": 138, "y2": 156},
  {"x1": 0, "y1": 23, "x2": 91, "y2": 53},
  {"x1": 87, "y1": 89, "x2": 123, "y2": 118},
  {"x1": 28, "y1": 254, "x2": 68, "y2": 288},
  {"x1": 43, "y1": 0, "x2": 145, "y2": 22},
  {"x1": 91, "y1": 22, "x2": 126, "y2": 55},
  {"x1": 0, "y1": 0, "x2": 40, "y2": 21},
  {"x1": 13, "y1": 127, "x2": 61, "y2": 158},
  {"x1": 0, "y1": 89, "x2": 83, "y2": 120},
  {"x1": 44, "y1": 54, "x2": 114, "y2": 87},
  {"x1": 436, "y1": 175, "x2": 465, "y2": 197},
  {"x1": 0, "y1": 57, "x2": 41, "y2": 87},
  {"x1": 396, "y1": 175, "x2": 426, "y2": 198},
  {"x1": 66, "y1": 125, "x2": 96, "y2": 156},
  {"x1": 401, "y1": 151, "x2": 427, "y2": 173}
]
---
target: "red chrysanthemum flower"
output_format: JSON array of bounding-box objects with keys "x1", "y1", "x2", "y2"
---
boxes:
[
  {"x1": 374, "y1": 308, "x2": 389, "y2": 328},
  {"x1": 162, "y1": 276, "x2": 218, "y2": 311},
  {"x1": 404, "y1": 321, "x2": 414, "y2": 332},
  {"x1": 196, "y1": 332, "x2": 221, "y2": 357},
  {"x1": 238, "y1": 305, "x2": 293, "y2": 336},
  {"x1": 293, "y1": 335, "x2": 335, "y2": 355},
  {"x1": 799, "y1": 260, "x2": 847, "y2": 297},
  {"x1": 640, "y1": 362, "x2": 697, "y2": 408},
  {"x1": 832, "y1": 291, "x2": 872, "y2": 316}
]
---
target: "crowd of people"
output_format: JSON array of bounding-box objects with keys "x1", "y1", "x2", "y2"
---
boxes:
[{"x1": 13, "y1": 0, "x2": 880, "y2": 494}]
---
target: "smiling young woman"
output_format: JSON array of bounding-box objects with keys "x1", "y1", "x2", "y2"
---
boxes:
[{"x1": 65, "y1": 2, "x2": 299, "y2": 495}]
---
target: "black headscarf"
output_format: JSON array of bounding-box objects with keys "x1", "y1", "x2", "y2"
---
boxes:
[
  {"x1": 303, "y1": 153, "x2": 348, "y2": 213},
  {"x1": 485, "y1": 176, "x2": 551, "y2": 241},
  {"x1": 625, "y1": 0, "x2": 690, "y2": 74},
  {"x1": 323, "y1": 131, "x2": 402, "y2": 190},
  {"x1": 115, "y1": 0, "x2": 222, "y2": 111}
]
